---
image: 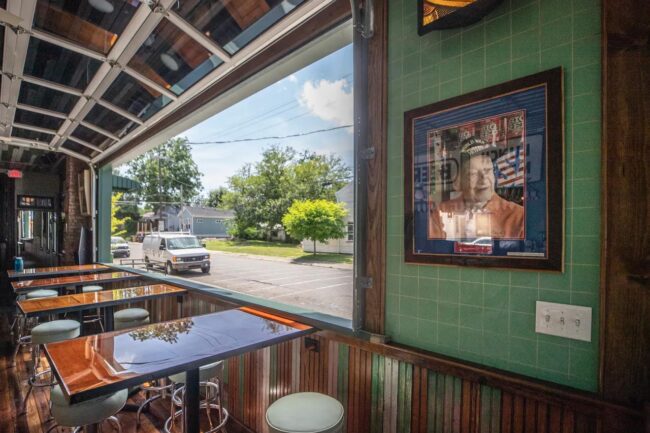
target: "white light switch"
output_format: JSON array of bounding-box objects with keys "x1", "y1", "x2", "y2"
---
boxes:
[{"x1": 535, "y1": 301, "x2": 592, "y2": 342}]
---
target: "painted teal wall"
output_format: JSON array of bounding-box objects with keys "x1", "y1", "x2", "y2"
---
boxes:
[
  {"x1": 97, "y1": 165, "x2": 113, "y2": 263},
  {"x1": 385, "y1": 0, "x2": 601, "y2": 391}
]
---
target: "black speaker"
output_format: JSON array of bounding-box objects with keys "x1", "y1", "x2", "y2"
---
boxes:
[{"x1": 77, "y1": 226, "x2": 93, "y2": 265}]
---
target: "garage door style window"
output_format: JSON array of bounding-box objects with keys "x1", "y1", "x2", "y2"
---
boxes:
[{"x1": 113, "y1": 39, "x2": 355, "y2": 321}]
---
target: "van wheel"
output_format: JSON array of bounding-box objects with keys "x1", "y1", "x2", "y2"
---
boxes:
[{"x1": 166, "y1": 262, "x2": 175, "y2": 275}]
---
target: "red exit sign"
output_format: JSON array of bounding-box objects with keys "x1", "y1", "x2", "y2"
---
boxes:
[{"x1": 7, "y1": 169, "x2": 22, "y2": 178}]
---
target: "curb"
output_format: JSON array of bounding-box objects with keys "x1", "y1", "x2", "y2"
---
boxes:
[{"x1": 207, "y1": 250, "x2": 353, "y2": 270}]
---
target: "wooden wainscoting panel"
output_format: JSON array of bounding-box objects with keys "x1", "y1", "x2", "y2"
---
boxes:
[{"x1": 219, "y1": 334, "x2": 636, "y2": 433}]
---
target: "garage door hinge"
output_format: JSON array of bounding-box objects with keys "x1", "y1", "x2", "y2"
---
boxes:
[
  {"x1": 349, "y1": 0, "x2": 374, "y2": 39},
  {"x1": 360, "y1": 147, "x2": 375, "y2": 160},
  {"x1": 358, "y1": 276, "x2": 373, "y2": 289}
]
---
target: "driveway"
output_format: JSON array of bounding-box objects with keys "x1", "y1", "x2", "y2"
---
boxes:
[{"x1": 115, "y1": 242, "x2": 352, "y2": 319}]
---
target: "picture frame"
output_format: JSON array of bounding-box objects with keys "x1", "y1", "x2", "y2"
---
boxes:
[{"x1": 404, "y1": 68, "x2": 564, "y2": 271}]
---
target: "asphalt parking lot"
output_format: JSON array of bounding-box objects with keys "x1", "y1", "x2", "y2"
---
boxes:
[{"x1": 115, "y1": 242, "x2": 353, "y2": 319}]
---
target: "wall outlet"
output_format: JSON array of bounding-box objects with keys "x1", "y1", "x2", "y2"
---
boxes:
[{"x1": 535, "y1": 301, "x2": 592, "y2": 342}]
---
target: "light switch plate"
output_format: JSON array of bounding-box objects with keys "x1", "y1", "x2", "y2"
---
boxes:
[{"x1": 535, "y1": 301, "x2": 592, "y2": 342}]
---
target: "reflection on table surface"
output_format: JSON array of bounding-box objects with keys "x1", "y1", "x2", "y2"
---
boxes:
[
  {"x1": 45, "y1": 308, "x2": 312, "y2": 403},
  {"x1": 18, "y1": 284, "x2": 186, "y2": 315},
  {"x1": 7, "y1": 264, "x2": 109, "y2": 278},
  {"x1": 12, "y1": 271, "x2": 138, "y2": 292}
]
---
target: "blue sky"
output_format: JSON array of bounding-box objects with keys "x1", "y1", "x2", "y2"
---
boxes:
[{"x1": 177, "y1": 44, "x2": 354, "y2": 193}]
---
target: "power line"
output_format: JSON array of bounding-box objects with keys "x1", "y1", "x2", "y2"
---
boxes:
[
  {"x1": 191, "y1": 73, "x2": 354, "y2": 141},
  {"x1": 187, "y1": 124, "x2": 353, "y2": 145},
  {"x1": 200, "y1": 99, "x2": 301, "y2": 141},
  {"x1": 215, "y1": 97, "x2": 352, "y2": 143}
]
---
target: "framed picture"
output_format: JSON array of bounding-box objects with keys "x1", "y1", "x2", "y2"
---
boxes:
[
  {"x1": 404, "y1": 68, "x2": 564, "y2": 271},
  {"x1": 418, "y1": 0, "x2": 503, "y2": 35}
]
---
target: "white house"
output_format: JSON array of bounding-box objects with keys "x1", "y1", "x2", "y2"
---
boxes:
[{"x1": 302, "y1": 182, "x2": 354, "y2": 254}]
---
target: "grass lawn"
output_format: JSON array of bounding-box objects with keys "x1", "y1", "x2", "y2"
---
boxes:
[{"x1": 204, "y1": 240, "x2": 353, "y2": 265}]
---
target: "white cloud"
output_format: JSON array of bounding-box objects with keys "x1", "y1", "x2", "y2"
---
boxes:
[
  {"x1": 287, "y1": 74, "x2": 298, "y2": 83},
  {"x1": 298, "y1": 79, "x2": 353, "y2": 128}
]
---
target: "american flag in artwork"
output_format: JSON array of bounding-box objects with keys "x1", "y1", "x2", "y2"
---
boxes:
[{"x1": 495, "y1": 145, "x2": 525, "y2": 187}]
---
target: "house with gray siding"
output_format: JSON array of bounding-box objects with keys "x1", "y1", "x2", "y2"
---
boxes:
[{"x1": 177, "y1": 206, "x2": 235, "y2": 238}]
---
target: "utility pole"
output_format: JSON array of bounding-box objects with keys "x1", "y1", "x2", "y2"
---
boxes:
[{"x1": 157, "y1": 149, "x2": 162, "y2": 213}]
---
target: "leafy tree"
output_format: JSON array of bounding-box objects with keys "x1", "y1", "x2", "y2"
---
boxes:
[
  {"x1": 224, "y1": 146, "x2": 294, "y2": 238},
  {"x1": 224, "y1": 145, "x2": 351, "y2": 239},
  {"x1": 111, "y1": 193, "x2": 127, "y2": 237},
  {"x1": 113, "y1": 192, "x2": 141, "y2": 236},
  {"x1": 127, "y1": 137, "x2": 203, "y2": 211},
  {"x1": 282, "y1": 199, "x2": 347, "y2": 254},
  {"x1": 205, "y1": 186, "x2": 229, "y2": 209},
  {"x1": 292, "y1": 150, "x2": 351, "y2": 202}
]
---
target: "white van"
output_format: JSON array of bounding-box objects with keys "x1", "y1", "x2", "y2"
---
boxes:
[{"x1": 142, "y1": 232, "x2": 211, "y2": 274}]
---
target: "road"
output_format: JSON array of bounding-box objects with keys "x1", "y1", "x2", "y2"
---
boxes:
[{"x1": 114, "y1": 242, "x2": 353, "y2": 319}]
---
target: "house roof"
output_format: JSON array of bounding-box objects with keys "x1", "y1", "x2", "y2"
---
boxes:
[{"x1": 181, "y1": 206, "x2": 235, "y2": 219}]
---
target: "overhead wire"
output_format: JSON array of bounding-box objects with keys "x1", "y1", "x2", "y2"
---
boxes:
[
  {"x1": 188, "y1": 73, "x2": 354, "y2": 142},
  {"x1": 187, "y1": 124, "x2": 353, "y2": 145}
]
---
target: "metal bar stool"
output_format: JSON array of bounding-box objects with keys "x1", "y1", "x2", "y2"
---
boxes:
[
  {"x1": 11, "y1": 289, "x2": 58, "y2": 368},
  {"x1": 48, "y1": 385, "x2": 127, "y2": 433},
  {"x1": 163, "y1": 361, "x2": 228, "y2": 433},
  {"x1": 114, "y1": 308, "x2": 150, "y2": 330},
  {"x1": 80, "y1": 285, "x2": 105, "y2": 331},
  {"x1": 266, "y1": 392, "x2": 344, "y2": 433},
  {"x1": 20, "y1": 319, "x2": 81, "y2": 413}
]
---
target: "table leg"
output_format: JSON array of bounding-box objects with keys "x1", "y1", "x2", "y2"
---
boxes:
[
  {"x1": 183, "y1": 368, "x2": 200, "y2": 433},
  {"x1": 103, "y1": 306, "x2": 114, "y2": 332}
]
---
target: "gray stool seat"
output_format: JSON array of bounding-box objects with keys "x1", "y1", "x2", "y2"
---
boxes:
[
  {"x1": 51, "y1": 384, "x2": 127, "y2": 428},
  {"x1": 31, "y1": 320, "x2": 80, "y2": 345},
  {"x1": 266, "y1": 392, "x2": 344, "y2": 433},
  {"x1": 26, "y1": 289, "x2": 58, "y2": 299},
  {"x1": 114, "y1": 308, "x2": 150, "y2": 330},
  {"x1": 168, "y1": 360, "x2": 223, "y2": 384},
  {"x1": 82, "y1": 285, "x2": 103, "y2": 293}
]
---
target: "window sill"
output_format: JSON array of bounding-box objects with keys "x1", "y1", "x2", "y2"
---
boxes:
[{"x1": 106, "y1": 263, "x2": 356, "y2": 336}]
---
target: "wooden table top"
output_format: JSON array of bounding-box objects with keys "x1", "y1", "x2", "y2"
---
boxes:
[
  {"x1": 45, "y1": 307, "x2": 313, "y2": 404},
  {"x1": 11, "y1": 271, "x2": 140, "y2": 293},
  {"x1": 17, "y1": 284, "x2": 187, "y2": 316},
  {"x1": 7, "y1": 264, "x2": 110, "y2": 280}
]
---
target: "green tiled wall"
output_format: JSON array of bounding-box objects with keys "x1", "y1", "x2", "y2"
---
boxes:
[{"x1": 385, "y1": 0, "x2": 601, "y2": 391}]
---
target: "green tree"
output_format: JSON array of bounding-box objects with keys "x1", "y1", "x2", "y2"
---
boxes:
[
  {"x1": 113, "y1": 192, "x2": 141, "y2": 236},
  {"x1": 111, "y1": 193, "x2": 127, "y2": 236},
  {"x1": 292, "y1": 151, "x2": 351, "y2": 202},
  {"x1": 127, "y1": 137, "x2": 203, "y2": 211},
  {"x1": 282, "y1": 199, "x2": 347, "y2": 254},
  {"x1": 224, "y1": 145, "x2": 295, "y2": 238},
  {"x1": 224, "y1": 145, "x2": 351, "y2": 239},
  {"x1": 205, "y1": 186, "x2": 229, "y2": 209}
]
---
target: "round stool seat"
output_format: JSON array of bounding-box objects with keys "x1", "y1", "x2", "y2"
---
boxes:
[
  {"x1": 266, "y1": 392, "x2": 344, "y2": 433},
  {"x1": 31, "y1": 320, "x2": 80, "y2": 345},
  {"x1": 169, "y1": 360, "x2": 223, "y2": 384},
  {"x1": 51, "y1": 384, "x2": 127, "y2": 428},
  {"x1": 114, "y1": 308, "x2": 150, "y2": 330},
  {"x1": 26, "y1": 289, "x2": 58, "y2": 299},
  {"x1": 82, "y1": 285, "x2": 103, "y2": 293}
]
